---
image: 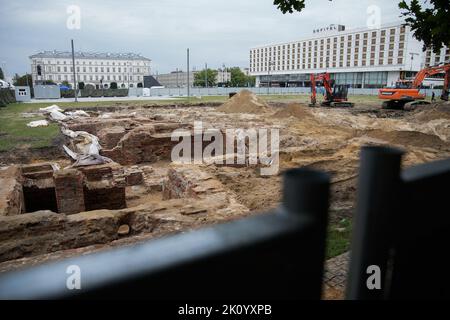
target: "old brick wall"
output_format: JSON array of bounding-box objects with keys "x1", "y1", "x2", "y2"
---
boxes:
[{"x1": 54, "y1": 169, "x2": 85, "y2": 214}]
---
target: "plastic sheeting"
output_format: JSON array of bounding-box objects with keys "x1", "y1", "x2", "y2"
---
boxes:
[
  {"x1": 61, "y1": 128, "x2": 101, "y2": 155},
  {"x1": 26, "y1": 120, "x2": 49, "y2": 127}
]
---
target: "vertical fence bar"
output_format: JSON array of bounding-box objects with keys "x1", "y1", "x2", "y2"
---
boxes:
[
  {"x1": 282, "y1": 168, "x2": 330, "y2": 298},
  {"x1": 346, "y1": 146, "x2": 403, "y2": 300}
]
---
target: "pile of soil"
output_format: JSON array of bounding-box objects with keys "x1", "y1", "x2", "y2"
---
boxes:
[
  {"x1": 217, "y1": 90, "x2": 269, "y2": 114},
  {"x1": 366, "y1": 129, "x2": 449, "y2": 149},
  {"x1": 410, "y1": 103, "x2": 450, "y2": 122},
  {"x1": 273, "y1": 103, "x2": 313, "y2": 119}
]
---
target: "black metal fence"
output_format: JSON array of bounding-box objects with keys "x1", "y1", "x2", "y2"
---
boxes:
[
  {"x1": 347, "y1": 146, "x2": 450, "y2": 300},
  {"x1": 0, "y1": 146, "x2": 449, "y2": 300}
]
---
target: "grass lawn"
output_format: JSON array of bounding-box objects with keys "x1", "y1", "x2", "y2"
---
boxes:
[
  {"x1": 0, "y1": 93, "x2": 382, "y2": 153},
  {"x1": 326, "y1": 218, "x2": 353, "y2": 259}
]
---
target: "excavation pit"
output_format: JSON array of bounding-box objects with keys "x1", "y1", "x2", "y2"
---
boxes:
[{"x1": 1, "y1": 99, "x2": 450, "y2": 276}]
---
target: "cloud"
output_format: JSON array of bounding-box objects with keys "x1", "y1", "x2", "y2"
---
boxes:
[{"x1": 0, "y1": 0, "x2": 404, "y2": 75}]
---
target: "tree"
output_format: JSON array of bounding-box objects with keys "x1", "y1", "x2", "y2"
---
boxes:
[
  {"x1": 0, "y1": 67, "x2": 4, "y2": 80},
  {"x1": 110, "y1": 82, "x2": 118, "y2": 89},
  {"x1": 399, "y1": 0, "x2": 450, "y2": 52},
  {"x1": 274, "y1": 0, "x2": 305, "y2": 13},
  {"x1": 194, "y1": 69, "x2": 218, "y2": 87},
  {"x1": 12, "y1": 73, "x2": 33, "y2": 88},
  {"x1": 229, "y1": 67, "x2": 256, "y2": 87},
  {"x1": 273, "y1": 0, "x2": 450, "y2": 52}
]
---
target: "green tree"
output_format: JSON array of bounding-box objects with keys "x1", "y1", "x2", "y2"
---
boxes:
[
  {"x1": 0, "y1": 67, "x2": 4, "y2": 80},
  {"x1": 399, "y1": 0, "x2": 450, "y2": 52},
  {"x1": 194, "y1": 69, "x2": 218, "y2": 87},
  {"x1": 229, "y1": 67, "x2": 256, "y2": 87},
  {"x1": 12, "y1": 73, "x2": 33, "y2": 88},
  {"x1": 273, "y1": 0, "x2": 450, "y2": 52}
]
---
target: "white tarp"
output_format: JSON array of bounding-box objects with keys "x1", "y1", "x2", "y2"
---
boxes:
[
  {"x1": 39, "y1": 105, "x2": 63, "y2": 113},
  {"x1": 26, "y1": 120, "x2": 49, "y2": 127},
  {"x1": 61, "y1": 128, "x2": 101, "y2": 155},
  {"x1": 62, "y1": 128, "x2": 112, "y2": 166},
  {"x1": 65, "y1": 110, "x2": 90, "y2": 118},
  {"x1": 49, "y1": 110, "x2": 68, "y2": 121}
]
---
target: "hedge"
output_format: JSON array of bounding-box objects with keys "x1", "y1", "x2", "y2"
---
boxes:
[{"x1": 80, "y1": 89, "x2": 129, "y2": 98}]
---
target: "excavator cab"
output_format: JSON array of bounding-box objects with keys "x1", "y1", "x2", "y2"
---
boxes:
[{"x1": 332, "y1": 84, "x2": 349, "y2": 100}]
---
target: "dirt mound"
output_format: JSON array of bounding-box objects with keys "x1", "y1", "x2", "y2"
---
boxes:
[
  {"x1": 273, "y1": 103, "x2": 313, "y2": 119},
  {"x1": 217, "y1": 90, "x2": 269, "y2": 114},
  {"x1": 366, "y1": 129, "x2": 449, "y2": 149},
  {"x1": 410, "y1": 103, "x2": 450, "y2": 122}
]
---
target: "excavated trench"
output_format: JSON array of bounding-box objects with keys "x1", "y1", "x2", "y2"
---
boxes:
[{"x1": 1, "y1": 96, "x2": 450, "y2": 274}]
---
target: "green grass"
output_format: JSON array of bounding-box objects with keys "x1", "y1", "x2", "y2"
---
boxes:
[
  {"x1": 326, "y1": 218, "x2": 353, "y2": 259},
  {"x1": 0, "y1": 94, "x2": 382, "y2": 152}
]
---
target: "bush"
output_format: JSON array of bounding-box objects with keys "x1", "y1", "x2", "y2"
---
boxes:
[
  {"x1": 0, "y1": 89, "x2": 16, "y2": 107},
  {"x1": 80, "y1": 89, "x2": 128, "y2": 98},
  {"x1": 60, "y1": 89, "x2": 75, "y2": 98}
]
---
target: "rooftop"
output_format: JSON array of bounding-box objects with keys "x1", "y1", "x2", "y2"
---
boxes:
[{"x1": 30, "y1": 50, "x2": 151, "y2": 61}]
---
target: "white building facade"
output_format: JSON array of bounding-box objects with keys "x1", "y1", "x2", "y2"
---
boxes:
[
  {"x1": 30, "y1": 51, "x2": 151, "y2": 89},
  {"x1": 250, "y1": 22, "x2": 449, "y2": 88}
]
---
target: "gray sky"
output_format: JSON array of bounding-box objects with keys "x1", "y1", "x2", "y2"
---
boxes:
[{"x1": 1, "y1": 0, "x2": 404, "y2": 76}]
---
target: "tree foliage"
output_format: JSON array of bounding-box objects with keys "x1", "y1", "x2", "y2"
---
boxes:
[
  {"x1": 194, "y1": 69, "x2": 218, "y2": 87},
  {"x1": 273, "y1": 0, "x2": 450, "y2": 52},
  {"x1": 273, "y1": 0, "x2": 305, "y2": 14},
  {"x1": 229, "y1": 67, "x2": 256, "y2": 87},
  {"x1": 12, "y1": 73, "x2": 33, "y2": 88},
  {"x1": 0, "y1": 67, "x2": 4, "y2": 80},
  {"x1": 399, "y1": 0, "x2": 450, "y2": 52}
]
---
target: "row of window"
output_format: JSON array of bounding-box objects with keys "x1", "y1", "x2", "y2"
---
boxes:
[
  {"x1": 37, "y1": 59, "x2": 148, "y2": 67},
  {"x1": 251, "y1": 28, "x2": 404, "y2": 57},
  {"x1": 250, "y1": 27, "x2": 406, "y2": 72},
  {"x1": 37, "y1": 66, "x2": 148, "y2": 74},
  {"x1": 42, "y1": 74, "x2": 143, "y2": 82},
  {"x1": 251, "y1": 55, "x2": 404, "y2": 72}
]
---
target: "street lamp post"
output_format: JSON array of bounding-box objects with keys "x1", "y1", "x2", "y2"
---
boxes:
[
  {"x1": 71, "y1": 39, "x2": 78, "y2": 102},
  {"x1": 409, "y1": 52, "x2": 419, "y2": 77},
  {"x1": 267, "y1": 60, "x2": 275, "y2": 95}
]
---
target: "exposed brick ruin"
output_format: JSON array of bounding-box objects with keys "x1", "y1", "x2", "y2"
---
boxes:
[
  {"x1": 0, "y1": 164, "x2": 249, "y2": 264},
  {"x1": 79, "y1": 164, "x2": 126, "y2": 211},
  {"x1": 0, "y1": 162, "x2": 140, "y2": 216},
  {"x1": 54, "y1": 169, "x2": 85, "y2": 214}
]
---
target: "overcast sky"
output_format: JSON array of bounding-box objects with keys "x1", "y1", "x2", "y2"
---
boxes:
[{"x1": 1, "y1": 0, "x2": 404, "y2": 77}]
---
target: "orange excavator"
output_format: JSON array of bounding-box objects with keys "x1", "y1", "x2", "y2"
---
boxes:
[
  {"x1": 378, "y1": 63, "x2": 450, "y2": 110},
  {"x1": 309, "y1": 72, "x2": 354, "y2": 108}
]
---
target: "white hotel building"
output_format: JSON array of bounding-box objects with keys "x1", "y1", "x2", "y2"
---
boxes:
[
  {"x1": 30, "y1": 51, "x2": 151, "y2": 89},
  {"x1": 250, "y1": 22, "x2": 449, "y2": 88}
]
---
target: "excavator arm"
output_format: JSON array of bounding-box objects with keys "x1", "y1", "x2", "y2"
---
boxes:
[{"x1": 412, "y1": 64, "x2": 450, "y2": 89}]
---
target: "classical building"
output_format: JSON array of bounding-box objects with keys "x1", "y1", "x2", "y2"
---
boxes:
[
  {"x1": 30, "y1": 51, "x2": 151, "y2": 89},
  {"x1": 250, "y1": 22, "x2": 449, "y2": 88}
]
